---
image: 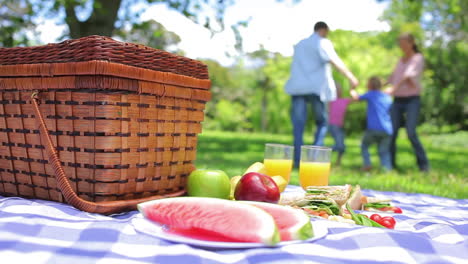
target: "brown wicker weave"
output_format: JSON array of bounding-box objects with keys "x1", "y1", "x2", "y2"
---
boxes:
[{"x1": 0, "y1": 35, "x2": 211, "y2": 214}]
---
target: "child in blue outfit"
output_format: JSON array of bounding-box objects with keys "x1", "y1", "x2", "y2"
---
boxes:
[{"x1": 351, "y1": 76, "x2": 393, "y2": 171}]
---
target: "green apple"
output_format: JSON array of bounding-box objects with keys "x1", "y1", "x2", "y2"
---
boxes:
[{"x1": 187, "y1": 169, "x2": 231, "y2": 199}]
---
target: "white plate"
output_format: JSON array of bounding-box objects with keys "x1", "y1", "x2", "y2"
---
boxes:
[{"x1": 131, "y1": 215, "x2": 328, "y2": 249}]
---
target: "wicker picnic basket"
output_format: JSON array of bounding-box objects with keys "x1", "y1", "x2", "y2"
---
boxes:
[{"x1": 0, "y1": 36, "x2": 211, "y2": 214}]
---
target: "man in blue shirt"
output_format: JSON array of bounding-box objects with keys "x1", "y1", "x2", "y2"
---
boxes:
[
  {"x1": 285, "y1": 21, "x2": 358, "y2": 166},
  {"x1": 351, "y1": 76, "x2": 393, "y2": 171}
]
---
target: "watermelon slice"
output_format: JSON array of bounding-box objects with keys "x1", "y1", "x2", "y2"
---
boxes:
[
  {"x1": 138, "y1": 197, "x2": 280, "y2": 245},
  {"x1": 244, "y1": 201, "x2": 313, "y2": 241}
]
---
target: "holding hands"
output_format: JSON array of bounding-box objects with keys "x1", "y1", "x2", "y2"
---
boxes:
[
  {"x1": 348, "y1": 75, "x2": 359, "y2": 101},
  {"x1": 350, "y1": 89, "x2": 359, "y2": 101},
  {"x1": 384, "y1": 87, "x2": 395, "y2": 95}
]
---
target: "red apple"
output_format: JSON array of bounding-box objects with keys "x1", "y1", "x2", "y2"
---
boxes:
[{"x1": 234, "y1": 172, "x2": 280, "y2": 203}]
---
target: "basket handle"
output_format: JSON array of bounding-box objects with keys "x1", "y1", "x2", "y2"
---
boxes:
[{"x1": 31, "y1": 92, "x2": 185, "y2": 214}]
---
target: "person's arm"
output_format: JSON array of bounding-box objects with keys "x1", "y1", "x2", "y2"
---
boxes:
[
  {"x1": 384, "y1": 62, "x2": 399, "y2": 95},
  {"x1": 330, "y1": 60, "x2": 359, "y2": 89},
  {"x1": 320, "y1": 39, "x2": 359, "y2": 89},
  {"x1": 350, "y1": 89, "x2": 360, "y2": 102},
  {"x1": 386, "y1": 75, "x2": 407, "y2": 95},
  {"x1": 402, "y1": 54, "x2": 424, "y2": 89},
  {"x1": 387, "y1": 55, "x2": 424, "y2": 94}
]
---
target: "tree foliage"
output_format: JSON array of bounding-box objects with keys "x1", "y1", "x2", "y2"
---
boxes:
[
  {"x1": 0, "y1": 0, "x2": 34, "y2": 47},
  {"x1": 0, "y1": 0, "x2": 234, "y2": 47},
  {"x1": 115, "y1": 20, "x2": 181, "y2": 50},
  {"x1": 381, "y1": 0, "x2": 468, "y2": 129},
  {"x1": 59, "y1": 0, "x2": 234, "y2": 38}
]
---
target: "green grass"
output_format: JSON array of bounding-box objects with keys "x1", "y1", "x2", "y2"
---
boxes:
[{"x1": 195, "y1": 130, "x2": 468, "y2": 199}]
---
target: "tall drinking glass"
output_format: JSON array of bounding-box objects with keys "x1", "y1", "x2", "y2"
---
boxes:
[
  {"x1": 299, "y1": 146, "x2": 332, "y2": 188},
  {"x1": 263, "y1": 144, "x2": 294, "y2": 183}
]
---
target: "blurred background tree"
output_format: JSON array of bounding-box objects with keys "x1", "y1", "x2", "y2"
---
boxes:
[
  {"x1": 115, "y1": 20, "x2": 181, "y2": 51},
  {"x1": 0, "y1": 0, "x2": 234, "y2": 46},
  {"x1": 0, "y1": 0, "x2": 34, "y2": 47},
  {"x1": 380, "y1": 0, "x2": 468, "y2": 130}
]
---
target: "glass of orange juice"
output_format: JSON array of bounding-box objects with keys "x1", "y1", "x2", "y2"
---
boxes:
[
  {"x1": 299, "y1": 146, "x2": 331, "y2": 188},
  {"x1": 263, "y1": 144, "x2": 294, "y2": 183}
]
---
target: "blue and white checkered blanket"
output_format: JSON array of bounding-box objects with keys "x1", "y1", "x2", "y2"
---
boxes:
[{"x1": 1, "y1": 185, "x2": 467, "y2": 264}]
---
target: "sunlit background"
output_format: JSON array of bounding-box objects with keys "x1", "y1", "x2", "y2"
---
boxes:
[{"x1": 34, "y1": 0, "x2": 390, "y2": 65}]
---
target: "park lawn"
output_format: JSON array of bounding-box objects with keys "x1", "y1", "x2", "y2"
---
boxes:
[{"x1": 195, "y1": 130, "x2": 468, "y2": 199}]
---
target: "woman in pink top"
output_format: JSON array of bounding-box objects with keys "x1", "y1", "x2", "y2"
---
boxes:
[{"x1": 386, "y1": 33, "x2": 429, "y2": 172}]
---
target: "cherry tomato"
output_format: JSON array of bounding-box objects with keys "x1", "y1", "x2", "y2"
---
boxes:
[
  {"x1": 380, "y1": 207, "x2": 403, "y2": 214},
  {"x1": 382, "y1": 216, "x2": 396, "y2": 226},
  {"x1": 380, "y1": 219, "x2": 395, "y2": 229},
  {"x1": 370, "y1": 214, "x2": 382, "y2": 223}
]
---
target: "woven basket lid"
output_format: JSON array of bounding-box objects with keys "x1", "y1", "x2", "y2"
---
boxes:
[{"x1": 0, "y1": 35, "x2": 209, "y2": 80}]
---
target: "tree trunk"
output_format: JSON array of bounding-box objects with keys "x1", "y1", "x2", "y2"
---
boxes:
[
  {"x1": 260, "y1": 77, "x2": 271, "y2": 132},
  {"x1": 65, "y1": 0, "x2": 122, "y2": 38},
  {"x1": 261, "y1": 87, "x2": 267, "y2": 132},
  {"x1": 3, "y1": 29, "x2": 14, "y2": 47}
]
